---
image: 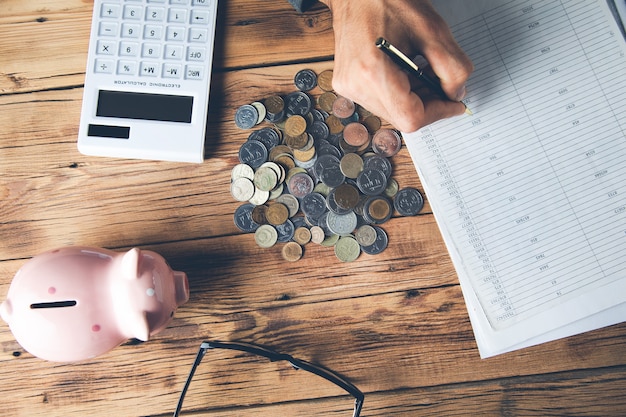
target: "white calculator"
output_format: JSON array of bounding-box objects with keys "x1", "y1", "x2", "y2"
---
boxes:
[{"x1": 77, "y1": 0, "x2": 218, "y2": 163}]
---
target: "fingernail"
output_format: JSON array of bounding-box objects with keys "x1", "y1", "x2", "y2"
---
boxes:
[{"x1": 455, "y1": 85, "x2": 467, "y2": 101}]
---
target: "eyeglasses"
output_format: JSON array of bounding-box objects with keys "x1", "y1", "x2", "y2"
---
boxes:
[{"x1": 174, "y1": 340, "x2": 364, "y2": 416}]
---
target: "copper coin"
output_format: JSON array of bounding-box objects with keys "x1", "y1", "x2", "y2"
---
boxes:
[
  {"x1": 343, "y1": 122, "x2": 370, "y2": 147},
  {"x1": 251, "y1": 205, "x2": 268, "y2": 224},
  {"x1": 372, "y1": 129, "x2": 402, "y2": 157},
  {"x1": 332, "y1": 95, "x2": 356, "y2": 119},
  {"x1": 317, "y1": 69, "x2": 334, "y2": 91},
  {"x1": 334, "y1": 183, "x2": 360, "y2": 210},
  {"x1": 287, "y1": 172, "x2": 314, "y2": 198}
]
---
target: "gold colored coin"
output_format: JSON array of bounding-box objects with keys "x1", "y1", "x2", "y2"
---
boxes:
[
  {"x1": 285, "y1": 115, "x2": 307, "y2": 137},
  {"x1": 264, "y1": 95, "x2": 284, "y2": 114},
  {"x1": 325, "y1": 114, "x2": 344, "y2": 134},
  {"x1": 293, "y1": 227, "x2": 312, "y2": 245},
  {"x1": 282, "y1": 241, "x2": 303, "y2": 262},
  {"x1": 318, "y1": 91, "x2": 337, "y2": 113},
  {"x1": 293, "y1": 145, "x2": 316, "y2": 162},
  {"x1": 362, "y1": 115, "x2": 382, "y2": 133},
  {"x1": 274, "y1": 154, "x2": 296, "y2": 171},
  {"x1": 368, "y1": 198, "x2": 392, "y2": 221},
  {"x1": 285, "y1": 132, "x2": 309, "y2": 150},
  {"x1": 269, "y1": 144, "x2": 293, "y2": 161},
  {"x1": 265, "y1": 202, "x2": 290, "y2": 225},
  {"x1": 340, "y1": 152, "x2": 364, "y2": 179},
  {"x1": 317, "y1": 69, "x2": 334, "y2": 91}
]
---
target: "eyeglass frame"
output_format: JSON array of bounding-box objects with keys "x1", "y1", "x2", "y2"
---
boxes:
[{"x1": 173, "y1": 340, "x2": 365, "y2": 417}]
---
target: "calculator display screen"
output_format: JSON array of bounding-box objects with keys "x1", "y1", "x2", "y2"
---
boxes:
[{"x1": 96, "y1": 90, "x2": 193, "y2": 123}]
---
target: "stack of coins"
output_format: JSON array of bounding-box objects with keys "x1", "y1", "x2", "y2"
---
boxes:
[{"x1": 231, "y1": 68, "x2": 424, "y2": 262}]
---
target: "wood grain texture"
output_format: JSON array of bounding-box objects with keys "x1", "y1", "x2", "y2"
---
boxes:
[{"x1": 1, "y1": 0, "x2": 625, "y2": 416}]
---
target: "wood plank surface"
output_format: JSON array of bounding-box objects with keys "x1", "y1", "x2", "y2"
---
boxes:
[{"x1": 1, "y1": 0, "x2": 625, "y2": 416}]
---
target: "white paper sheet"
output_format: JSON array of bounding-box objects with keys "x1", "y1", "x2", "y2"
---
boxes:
[{"x1": 404, "y1": 0, "x2": 626, "y2": 357}]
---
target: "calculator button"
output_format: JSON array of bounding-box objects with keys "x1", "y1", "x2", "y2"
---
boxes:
[
  {"x1": 170, "y1": 0, "x2": 189, "y2": 5},
  {"x1": 187, "y1": 46, "x2": 205, "y2": 61},
  {"x1": 101, "y1": 4, "x2": 121, "y2": 19},
  {"x1": 146, "y1": 7, "x2": 165, "y2": 21},
  {"x1": 118, "y1": 60, "x2": 137, "y2": 75},
  {"x1": 99, "y1": 22, "x2": 118, "y2": 36},
  {"x1": 95, "y1": 59, "x2": 115, "y2": 74},
  {"x1": 144, "y1": 25, "x2": 163, "y2": 40},
  {"x1": 121, "y1": 23, "x2": 141, "y2": 38},
  {"x1": 97, "y1": 40, "x2": 116, "y2": 55},
  {"x1": 142, "y1": 43, "x2": 162, "y2": 58},
  {"x1": 185, "y1": 65, "x2": 203, "y2": 80},
  {"x1": 119, "y1": 41, "x2": 139, "y2": 56},
  {"x1": 168, "y1": 8, "x2": 187, "y2": 23},
  {"x1": 190, "y1": 9, "x2": 210, "y2": 24},
  {"x1": 166, "y1": 26, "x2": 185, "y2": 41},
  {"x1": 188, "y1": 28, "x2": 207, "y2": 42},
  {"x1": 163, "y1": 63, "x2": 183, "y2": 78},
  {"x1": 164, "y1": 44, "x2": 184, "y2": 59},
  {"x1": 123, "y1": 5, "x2": 143, "y2": 20},
  {"x1": 140, "y1": 62, "x2": 159, "y2": 76},
  {"x1": 192, "y1": 0, "x2": 210, "y2": 5}
]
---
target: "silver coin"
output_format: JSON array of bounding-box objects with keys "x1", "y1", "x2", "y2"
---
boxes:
[
  {"x1": 394, "y1": 187, "x2": 425, "y2": 216},
  {"x1": 235, "y1": 104, "x2": 259, "y2": 129},
  {"x1": 275, "y1": 219, "x2": 296, "y2": 242},
  {"x1": 238, "y1": 139, "x2": 268, "y2": 169},
  {"x1": 234, "y1": 203, "x2": 260, "y2": 233},
  {"x1": 294, "y1": 69, "x2": 318, "y2": 92},
  {"x1": 356, "y1": 168, "x2": 388, "y2": 196},
  {"x1": 284, "y1": 91, "x2": 312, "y2": 116},
  {"x1": 326, "y1": 211, "x2": 358, "y2": 236},
  {"x1": 301, "y1": 192, "x2": 328, "y2": 219},
  {"x1": 364, "y1": 154, "x2": 393, "y2": 179}
]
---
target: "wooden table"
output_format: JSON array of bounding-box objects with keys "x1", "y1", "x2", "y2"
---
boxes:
[{"x1": 1, "y1": 1, "x2": 626, "y2": 415}]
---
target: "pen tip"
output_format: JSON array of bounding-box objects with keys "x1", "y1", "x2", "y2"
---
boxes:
[{"x1": 464, "y1": 105, "x2": 473, "y2": 116}]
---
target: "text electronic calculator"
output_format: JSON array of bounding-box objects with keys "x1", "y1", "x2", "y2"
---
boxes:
[{"x1": 77, "y1": 0, "x2": 218, "y2": 163}]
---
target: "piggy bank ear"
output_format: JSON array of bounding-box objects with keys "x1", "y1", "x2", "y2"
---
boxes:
[
  {"x1": 130, "y1": 311, "x2": 150, "y2": 341},
  {"x1": 121, "y1": 248, "x2": 141, "y2": 280}
]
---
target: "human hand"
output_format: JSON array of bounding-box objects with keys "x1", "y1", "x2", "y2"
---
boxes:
[{"x1": 319, "y1": 0, "x2": 473, "y2": 132}]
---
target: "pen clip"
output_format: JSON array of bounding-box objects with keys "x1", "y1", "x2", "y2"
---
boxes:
[{"x1": 375, "y1": 37, "x2": 423, "y2": 76}]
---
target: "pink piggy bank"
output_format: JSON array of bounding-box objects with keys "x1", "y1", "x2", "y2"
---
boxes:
[{"x1": 0, "y1": 246, "x2": 189, "y2": 362}]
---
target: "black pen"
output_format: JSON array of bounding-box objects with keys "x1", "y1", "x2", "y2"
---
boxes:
[{"x1": 375, "y1": 37, "x2": 472, "y2": 115}]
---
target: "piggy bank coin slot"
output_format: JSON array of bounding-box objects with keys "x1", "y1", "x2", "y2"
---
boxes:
[{"x1": 30, "y1": 300, "x2": 77, "y2": 309}]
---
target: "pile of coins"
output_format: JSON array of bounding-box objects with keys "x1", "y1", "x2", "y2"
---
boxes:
[{"x1": 231, "y1": 68, "x2": 424, "y2": 262}]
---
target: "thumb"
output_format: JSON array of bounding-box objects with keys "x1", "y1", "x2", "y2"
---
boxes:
[{"x1": 424, "y1": 43, "x2": 474, "y2": 101}]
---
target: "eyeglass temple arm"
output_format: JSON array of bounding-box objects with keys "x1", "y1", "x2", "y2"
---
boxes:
[{"x1": 173, "y1": 347, "x2": 208, "y2": 417}]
